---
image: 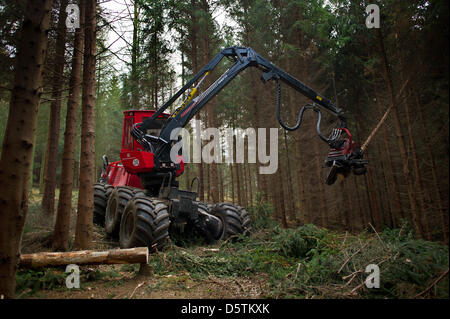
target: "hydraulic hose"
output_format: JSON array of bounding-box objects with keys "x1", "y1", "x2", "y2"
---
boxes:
[{"x1": 275, "y1": 78, "x2": 336, "y2": 145}]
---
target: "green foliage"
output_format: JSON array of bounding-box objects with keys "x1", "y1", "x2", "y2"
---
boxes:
[
  {"x1": 16, "y1": 269, "x2": 66, "y2": 295},
  {"x1": 148, "y1": 222, "x2": 449, "y2": 299},
  {"x1": 274, "y1": 224, "x2": 331, "y2": 259},
  {"x1": 247, "y1": 193, "x2": 277, "y2": 231}
]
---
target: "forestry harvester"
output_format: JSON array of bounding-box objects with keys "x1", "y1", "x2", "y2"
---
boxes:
[{"x1": 94, "y1": 47, "x2": 367, "y2": 251}]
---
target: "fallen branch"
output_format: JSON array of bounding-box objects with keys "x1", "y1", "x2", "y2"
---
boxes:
[
  {"x1": 415, "y1": 268, "x2": 449, "y2": 298},
  {"x1": 368, "y1": 223, "x2": 387, "y2": 248},
  {"x1": 129, "y1": 281, "x2": 146, "y2": 299},
  {"x1": 338, "y1": 242, "x2": 370, "y2": 274},
  {"x1": 19, "y1": 247, "x2": 149, "y2": 268}
]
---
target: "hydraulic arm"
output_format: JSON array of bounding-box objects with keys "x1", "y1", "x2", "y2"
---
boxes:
[{"x1": 131, "y1": 46, "x2": 367, "y2": 185}]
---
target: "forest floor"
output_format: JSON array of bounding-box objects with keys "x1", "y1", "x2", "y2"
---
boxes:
[{"x1": 16, "y1": 189, "x2": 449, "y2": 299}]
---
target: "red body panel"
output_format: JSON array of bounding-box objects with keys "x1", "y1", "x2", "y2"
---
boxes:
[
  {"x1": 102, "y1": 161, "x2": 143, "y2": 188},
  {"x1": 100, "y1": 110, "x2": 185, "y2": 188}
]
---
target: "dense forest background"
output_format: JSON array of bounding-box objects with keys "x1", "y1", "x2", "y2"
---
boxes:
[{"x1": 0, "y1": 0, "x2": 448, "y2": 242}]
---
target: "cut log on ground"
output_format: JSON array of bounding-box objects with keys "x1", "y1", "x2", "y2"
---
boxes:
[{"x1": 19, "y1": 247, "x2": 148, "y2": 268}]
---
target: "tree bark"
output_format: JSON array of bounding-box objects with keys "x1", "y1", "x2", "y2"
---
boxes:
[
  {"x1": 415, "y1": 91, "x2": 448, "y2": 242},
  {"x1": 283, "y1": 130, "x2": 297, "y2": 222},
  {"x1": 403, "y1": 87, "x2": 431, "y2": 239},
  {"x1": 131, "y1": 1, "x2": 139, "y2": 107},
  {"x1": 200, "y1": 0, "x2": 219, "y2": 204},
  {"x1": 276, "y1": 167, "x2": 288, "y2": 228},
  {"x1": 373, "y1": 86, "x2": 403, "y2": 226},
  {"x1": 312, "y1": 134, "x2": 328, "y2": 228},
  {"x1": 235, "y1": 163, "x2": 242, "y2": 205},
  {"x1": 188, "y1": 0, "x2": 204, "y2": 202},
  {"x1": 41, "y1": 0, "x2": 68, "y2": 218},
  {"x1": 245, "y1": 162, "x2": 253, "y2": 206},
  {"x1": 74, "y1": 0, "x2": 97, "y2": 250},
  {"x1": 20, "y1": 247, "x2": 148, "y2": 268},
  {"x1": 376, "y1": 29, "x2": 424, "y2": 238},
  {"x1": 53, "y1": 0, "x2": 85, "y2": 251},
  {"x1": 0, "y1": 0, "x2": 53, "y2": 298},
  {"x1": 230, "y1": 164, "x2": 235, "y2": 204}
]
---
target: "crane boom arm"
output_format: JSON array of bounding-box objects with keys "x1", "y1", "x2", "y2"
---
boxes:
[{"x1": 130, "y1": 46, "x2": 367, "y2": 185}]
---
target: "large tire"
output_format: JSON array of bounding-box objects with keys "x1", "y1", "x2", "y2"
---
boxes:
[
  {"x1": 209, "y1": 203, "x2": 251, "y2": 242},
  {"x1": 105, "y1": 186, "x2": 141, "y2": 237},
  {"x1": 235, "y1": 205, "x2": 252, "y2": 236},
  {"x1": 119, "y1": 196, "x2": 170, "y2": 252},
  {"x1": 93, "y1": 183, "x2": 114, "y2": 225}
]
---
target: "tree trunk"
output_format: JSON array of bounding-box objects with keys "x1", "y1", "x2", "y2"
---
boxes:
[
  {"x1": 353, "y1": 90, "x2": 375, "y2": 228},
  {"x1": 200, "y1": 0, "x2": 218, "y2": 204},
  {"x1": 312, "y1": 135, "x2": 328, "y2": 228},
  {"x1": 415, "y1": 91, "x2": 448, "y2": 242},
  {"x1": 219, "y1": 164, "x2": 224, "y2": 202},
  {"x1": 376, "y1": 29, "x2": 424, "y2": 238},
  {"x1": 365, "y1": 158, "x2": 382, "y2": 230},
  {"x1": 41, "y1": 0, "x2": 68, "y2": 218},
  {"x1": 277, "y1": 167, "x2": 288, "y2": 228},
  {"x1": 188, "y1": 1, "x2": 204, "y2": 202},
  {"x1": 246, "y1": 162, "x2": 253, "y2": 206},
  {"x1": 20, "y1": 247, "x2": 148, "y2": 268},
  {"x1": 403, "y1": 87, "x2": 431, "y2": 239},
  {"x1": 0, "y1": 0, "x2": 53, "y2": 298},
  {"x1": 373, "y1": 86, "x2": 403, "y2": 226},
  {"x1": 235, "y1": 164, "x2": 242, "y2": 206},
  {"x1": 230, "y1": 164, "x2": 235, "y2": 204},
  {"x1": 74, "y1": 0, "x2": 97, "y2": 250},
  {"x1": 53, "y1": 0, "x2": 85, "y2": 251},
  {"x1": 131, "y1": 1, "x2": 140, "y2": 107},
  {"x1": 283, "y1": 130, "x2": 297, "y2": 223}
]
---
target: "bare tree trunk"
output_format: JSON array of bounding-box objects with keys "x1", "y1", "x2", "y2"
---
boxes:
[
  {"x1": 200, "y1": 0, "x2": 219, "y2": 204},
  {"x1": 246, "y1": 162, "x2": 253, "y2": 206},
  {"x1": 240, "y1": 164, "x2": 248, "y2": 208},
  {"x1": 376, "y1": 29, "x2": 424, "y2": 238},
  {"x1": 53, "y1": 0, "x2": 85, "y2": 251},
  {"x1": 41, "y1": 0, "x2": 68, "y2": 218},
  {"x1": 283, "y1": 130, "x2": 296, "y2": 222},
  {"x1": 0, "y1": 0, "x2": 53, "y2": 298},
  {"x1": 74, "y1": 0, "x2": 97, "y2": 250},
  {"x1": 235, "y1": 164, "x2": 241, "y2": 206},
  {"x1": 353, "y1": 90, "x2": 375, "y2": 228},
  {"x1": 131, "y1": 0, "x2": 140, "y2": 107},
  {"x1": 188, "y1": 2, "x2": 204, "y2": 202},
  {"x1": 373, "y1": 86, "x2": 403, "y2": 226},
  {"x1": 206, "y1": 163, "x2": 210, "y2": 202},
  {"x1": 415, "y1": 92, "x2": 448, "y2": 242},
  {"x1": 230, "y1": 164, "x2": 235, "y2": 204},
  {"x1": 365, "y1": 159, "x2": 382, "y2": 230},
  {"x1": 312, "y1": 136, "x2": 328, "y2": 228},
  {"x1": 276, "y1": 167, "x2": 288, "y2": 228},
  {"x1": 403, "y1": 87, "x2": 431, "y2": 240},
  {"x1": 39, "y1": 149, "x2": 46, "y2": 193},
  {"x1": 341, "y1": 179, "x2": 353, "y2": 231},
  {"x1": 352, "y1": 176, "x2": 366, "y2": 230},
  {"x1": 219, "y1": 164, "x2": 224, "y2": 202}
]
